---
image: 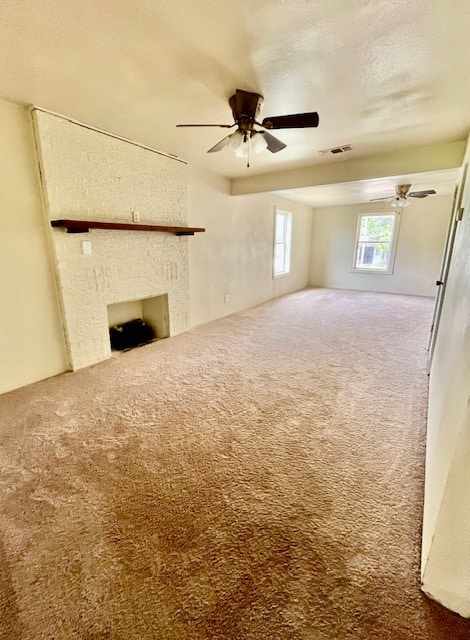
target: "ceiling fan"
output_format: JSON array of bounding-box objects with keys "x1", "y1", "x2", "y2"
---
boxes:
[
  {"x1": 176, "y1": 89, "x2": 319, "y2": 166},
  {"x1": 370, "y1": 184, "x2": 436, "y2": 208}
]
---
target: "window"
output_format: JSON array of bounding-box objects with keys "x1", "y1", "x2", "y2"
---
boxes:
[
  {"x1": 353, "y1": 212, "x2": 399, "y2": 274},
  {"x1": 273, "y1": 209, "x2": 292, "y2": 277}
]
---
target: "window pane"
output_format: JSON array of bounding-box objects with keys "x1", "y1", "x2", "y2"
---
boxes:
[
  {"x1": 359, "y1": 215, "x2": 394, "y2": 242},
  {"x1": 275, "y1": 213, "x2": 285, "y2": 243},
  {"x1": 273, "y1": 210, "x2": 292, "y2": 277},
  {"x1": 274, "y1": 243, "x2": 285, "y2": 274},
  {"x1": 355, "y1": 241, "x2": 391, "y2": 270}
]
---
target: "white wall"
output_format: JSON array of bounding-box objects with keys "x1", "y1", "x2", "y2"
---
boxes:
[
  {"x1": 188, "y1": 167, "x2": 313, "y2": 327},
  {"x1": 309, "y1": 197, "x2": 452, "y2": 297},
  {"x1": 0, "y1": 98, "x2": 67, "y2": 394},
  {"x1": 421, "y1": 134, "x2": 470, "y2": 616}
]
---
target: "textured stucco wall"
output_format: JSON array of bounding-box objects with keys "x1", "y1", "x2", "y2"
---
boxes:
[{"x1": 33, "y1": 110, "x2": 190, "y2": 370}]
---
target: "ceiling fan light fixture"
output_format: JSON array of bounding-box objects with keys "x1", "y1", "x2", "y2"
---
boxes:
[
  {"x1": 229, "y1": 130, "x2": 251, "y2": 158},
  {"x1": 234, "y1": 146, "x2": 249, "y2": 158},
  {"x1": 391, "y1": 197, "x2": 410, "y2": 208},
  {"x1": 229, "y1": 130, "x2": 244, "y2": 151},
  {"x1": 251, "y1": 131, "x2": 268, "y2": 154}
]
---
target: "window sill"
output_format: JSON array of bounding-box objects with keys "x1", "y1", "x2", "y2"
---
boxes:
[
  {"x1": 273, "y1": 271, "x2": 290, "y2": 279},
  {"x1": 350, "y1": 268, "x2": 394, "y2": 275}
]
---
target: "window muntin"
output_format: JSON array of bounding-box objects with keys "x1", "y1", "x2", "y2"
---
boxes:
[
  {"x1": 274, "y1": 210, "x2": 292, "y2": 276},
  {"x1": 353, "y1": 213, "x2": 398, "y2": 273}
]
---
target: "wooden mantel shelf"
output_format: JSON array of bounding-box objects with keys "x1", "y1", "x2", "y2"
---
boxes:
[{"x1": 51, "y1": 219, "x2": 205, "y2": 236}]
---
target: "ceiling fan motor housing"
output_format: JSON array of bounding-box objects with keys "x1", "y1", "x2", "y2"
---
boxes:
[
  {"x1": 229, "y1": 89, "x2": 264, "y2": 132},
  {"x1": 396, "y1": 184, "x2": 412, "y2": 198}
]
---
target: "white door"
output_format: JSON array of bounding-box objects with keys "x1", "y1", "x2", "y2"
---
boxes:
[{"x1": 427, "y1": 164, "x2": 468, "y2": 366}]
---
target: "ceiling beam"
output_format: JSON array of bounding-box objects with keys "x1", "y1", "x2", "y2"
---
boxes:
[{"x1": 230, "y1": 140, "x2": 466, "y2": 196}]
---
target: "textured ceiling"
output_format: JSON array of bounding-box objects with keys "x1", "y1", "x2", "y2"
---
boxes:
[{"x1": 0, "y1": 0, "x2": 469, "y2": 179}]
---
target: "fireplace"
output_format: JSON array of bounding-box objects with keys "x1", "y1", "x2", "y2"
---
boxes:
[
  {"x1": 107, "y1": 294, "x2": 169, "y2": 351},
  {"x1": 32, "y1": 108, "x2": 192, "y2": 372}
]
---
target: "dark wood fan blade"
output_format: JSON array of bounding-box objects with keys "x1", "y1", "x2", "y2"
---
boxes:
[
  {"x1": 408, "y1": 190, "x2": 436, "y2": 198},
  {"x1": 261, "y1": 131, "x2": 287, "y2": 153},
  {"x1": 370, "y1": 196, "x2": 393, "y2": 202},
  {"x1": 261, "y1": 112, "x2": 319, "y2": 129},
  {"x1": 207, "y1": 136, "x2": 231, "y2": 153},
  {"x1": 176, "y1": 123, "x2": 234, "y2": 128},
  {"x1": 229, "y1": 89, "x2": 264, "y2": 121}
]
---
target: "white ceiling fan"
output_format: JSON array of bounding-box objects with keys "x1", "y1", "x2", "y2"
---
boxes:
[{"x1": 370, "y1": 184, "x2": 436, "y2": 207}]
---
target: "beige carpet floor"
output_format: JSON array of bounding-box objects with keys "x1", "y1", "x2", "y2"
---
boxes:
[{"x1": 1, "y1": 288, "x2": 469, "y2": 639}]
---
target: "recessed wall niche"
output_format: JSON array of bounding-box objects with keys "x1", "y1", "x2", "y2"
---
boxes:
[{"x1": 107, "y1": 294, "x2": 170, "y2": 350}]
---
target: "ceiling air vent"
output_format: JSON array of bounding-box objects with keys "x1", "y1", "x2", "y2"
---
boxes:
[{"x1": 320, "y1": 145, "x2": 352, "y2": 155}]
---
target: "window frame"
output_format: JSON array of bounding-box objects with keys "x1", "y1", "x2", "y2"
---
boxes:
[
  {"x1": 273, "y1": 208, "x2": 292, "y2": 278},
  {"x1": 352, "y1": 211, "x2": 401, "y2": 275}
]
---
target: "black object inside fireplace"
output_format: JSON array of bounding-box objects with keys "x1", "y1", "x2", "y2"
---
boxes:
[{"x1": 109, "y1": 318, "x2": 155, "y2": 351}]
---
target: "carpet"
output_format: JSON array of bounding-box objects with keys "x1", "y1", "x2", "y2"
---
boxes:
[{"x1": 0, "y1": 288, "x2": 469, "y2": 639}]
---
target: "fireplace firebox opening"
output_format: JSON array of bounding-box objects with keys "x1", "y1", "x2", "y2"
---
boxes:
[{"x1": 107, "y1": 294, "x2": 169, "y2": 351}]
